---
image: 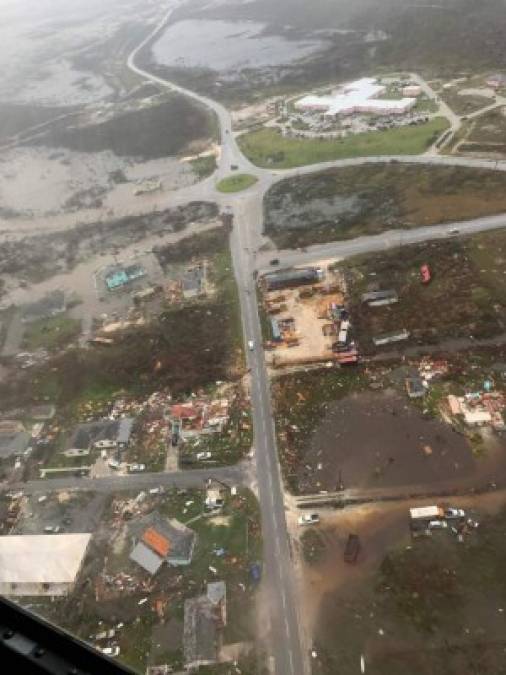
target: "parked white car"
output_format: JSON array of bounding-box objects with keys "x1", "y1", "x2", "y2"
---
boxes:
[
  {"x1": 128, "y1": 463, "x2": 146, "y2": 473},
  {"x1": 428, "y1": 520, "x2": 447, "y2": 530},
  {"x1": 445, "y1": 507, "x2": 465, "y2": 519},
  {"x1": 298, "y1": 513, "x2": 320, "y2": 526},
  {"x1": 108, "y1": 458, "x2": 120, "y2": 470},
  {"x1": 102, "y1": 646, "x2": 120, "y2": 657},
  {"x1": 196, "y1": 451, "x2": 212, "y2": 461}
]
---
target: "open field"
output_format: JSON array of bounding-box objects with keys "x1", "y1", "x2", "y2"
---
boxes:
[
  {"x1": 440, "y1": 88, "x2": 492, "y2": 116},
  {"x1": 22, "y1": 314, "x2": 81, "y2": 352},
  {"x1": 31, "y1": 97, "x2": 217, "y2": 161},
  {"x1": 342, "y1": 230, "x2": 506, "y2": 351},
  {"x1": 304, "y1": 497, "x2": 506, "y2": 675},
  {"x1": 264, "y1": 164, "x2": 506, "y2": 248},
  {"x1": 273, "y1": 346, "x2": 506, "y2": 495},
  {"x1": 12, "y1": 487, "x2": 262, "y2": 674},
  {"x1": 452, "y1": 107, "x2": 506, "y2": 156},
  {"x1": 237, "y1": 119, "x2": 448, "y2": 168},
  {"x1": 216, "y1": 174, "x2": 258, "y2": 193}
]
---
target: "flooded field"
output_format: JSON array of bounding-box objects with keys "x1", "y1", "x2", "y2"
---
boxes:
[
  {"x1": 300, "y1": 495, "x2": 506, "y2": 675},
  {"x1": 0, "y1": 0, "x2": 163, "y2": 105},
  {"x1": 152, "y1": 19, "x2": 326, "y2": 73},
  {"x1": 0, "y1": 146, "x2": 197, "y2": 218}
]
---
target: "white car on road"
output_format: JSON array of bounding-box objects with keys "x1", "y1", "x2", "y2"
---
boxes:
[{"x1": 248, "y1": 340, "x2": 255, "y2": 351}]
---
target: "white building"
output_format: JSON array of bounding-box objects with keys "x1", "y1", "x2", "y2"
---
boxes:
[
  {"x1": 0, "y1": 534, "x2": 91, "y2": 596},
  {"x1": 295, "y1": 78, "x2": 416, "y2": 119}
]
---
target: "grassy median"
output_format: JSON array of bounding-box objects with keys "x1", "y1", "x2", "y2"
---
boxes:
[{"x1": 216, "y1": 173, "x2": 258, "y2": 192}]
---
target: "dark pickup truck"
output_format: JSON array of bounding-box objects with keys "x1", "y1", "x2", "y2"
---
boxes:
[{"x1": 344, "y1": 534, "x2": 360, "y2": 563}]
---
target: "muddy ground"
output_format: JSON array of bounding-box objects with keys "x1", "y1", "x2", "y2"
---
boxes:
[
  {"x1": 0, "y1": 201, "x2": 218, "y2": 289},
  {"x1": 0, "y1": 95, "x2": 217, "y2": 219},
  {"x1": 299, "y1": 389, "x2": 480, "y2": 493},
  {"x1": 301, "y1": 494, "x2": 506, "y2": 675},
  {"x1": 263, "y1": 164, "x2": 506, "y2": 248},
  {"x1": 274, "y1": 347, "x2": 506, "y2": 495}
]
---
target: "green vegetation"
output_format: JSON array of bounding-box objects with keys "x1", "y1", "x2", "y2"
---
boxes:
[
  {"x1": 414, "y1": 97, "x2": 438, "y2": 113},
  {"x1": 1, "y1": 228, "x2": 244, "y2": 412},
  {"x1": 342, "y1": 229, "x2": 506, "y2": 350},
  {"x1": 216, "y1": 173, "x2": 258, "y2": 192},
  {"x1": 264, "y1": 163, "x2": 506, "y2": 248},
  {"x1": 32, "y1": 96, "x2": 218, "y2": 160},
  {"x1": 237, "y1": 118, "x2": 449, "y2": 168},
  {"x1": 27, "y1": 488, "x2": 262, "y2": 675},
  {"x1": 22, "y1": 314, "x2": 81, "y2": 352},
  {"x1": 190, "y1": 154, "x2": 217, "y2": 179},
  {"x1": 301, "y1": 529, "x2": 327, "y2": 564}
]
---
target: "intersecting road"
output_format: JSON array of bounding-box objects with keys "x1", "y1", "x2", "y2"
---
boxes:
[{"x1": 12, "y1": 7, "x2": 505, "y2": 674}]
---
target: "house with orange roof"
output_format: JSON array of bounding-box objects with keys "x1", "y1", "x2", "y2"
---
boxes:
[{"x1": 129, "y1": 513, "x2": 197, "y2": 575}]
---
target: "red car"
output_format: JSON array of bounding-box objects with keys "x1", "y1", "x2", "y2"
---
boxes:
[{"x1": 420, "y1": 264, "x2": 431, "y2": 284}]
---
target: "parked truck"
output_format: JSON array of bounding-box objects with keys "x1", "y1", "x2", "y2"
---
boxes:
[{"x1": 409, "y1": 505, "x2": 443, "y2": 521}]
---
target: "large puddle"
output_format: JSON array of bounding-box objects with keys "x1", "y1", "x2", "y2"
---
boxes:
[{"x1": 152, "y1": 19, "x2": 326, "y2": 72}]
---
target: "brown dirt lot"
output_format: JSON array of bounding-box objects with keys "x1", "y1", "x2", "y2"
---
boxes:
[
  {"x1": 298, "y1": 389, "x2": 480, "y2": 493},
  {"x1": 264, "y1": 283, "x2": 344, "y2": 367},
  {"x1": 274, "y1": 347, "x2": 506, "y2": 495}
]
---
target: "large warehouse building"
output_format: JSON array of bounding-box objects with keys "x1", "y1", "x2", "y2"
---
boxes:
[
  {"x1": 295, "y1": 77, "x2": 416, "y2": 118},
  {"x1": 0, "y1": 533, "x2": 91, "y2": 596}
]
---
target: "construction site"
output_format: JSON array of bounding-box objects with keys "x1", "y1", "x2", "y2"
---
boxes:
[{"x1": 259, "y1": 262, "x2": 358, "y2": 369}]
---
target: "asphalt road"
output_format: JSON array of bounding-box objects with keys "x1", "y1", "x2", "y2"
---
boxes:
[
  {"x1": 3, "y1": 464, "x2": 246, "y2": 496},
  {"x1": 127, "y1": 11, "x2": 308, "y2": 675},
  {"x1": 123, "y1": 14, "x2": 506, "y2": 675},
  {"x1": 256, "y1": 210, "x2": 506, "y2": 272}
]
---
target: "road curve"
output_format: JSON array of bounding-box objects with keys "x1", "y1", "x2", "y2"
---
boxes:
[{"x1": 126, "y1": 5, "x2": 261, "y2": 179}]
